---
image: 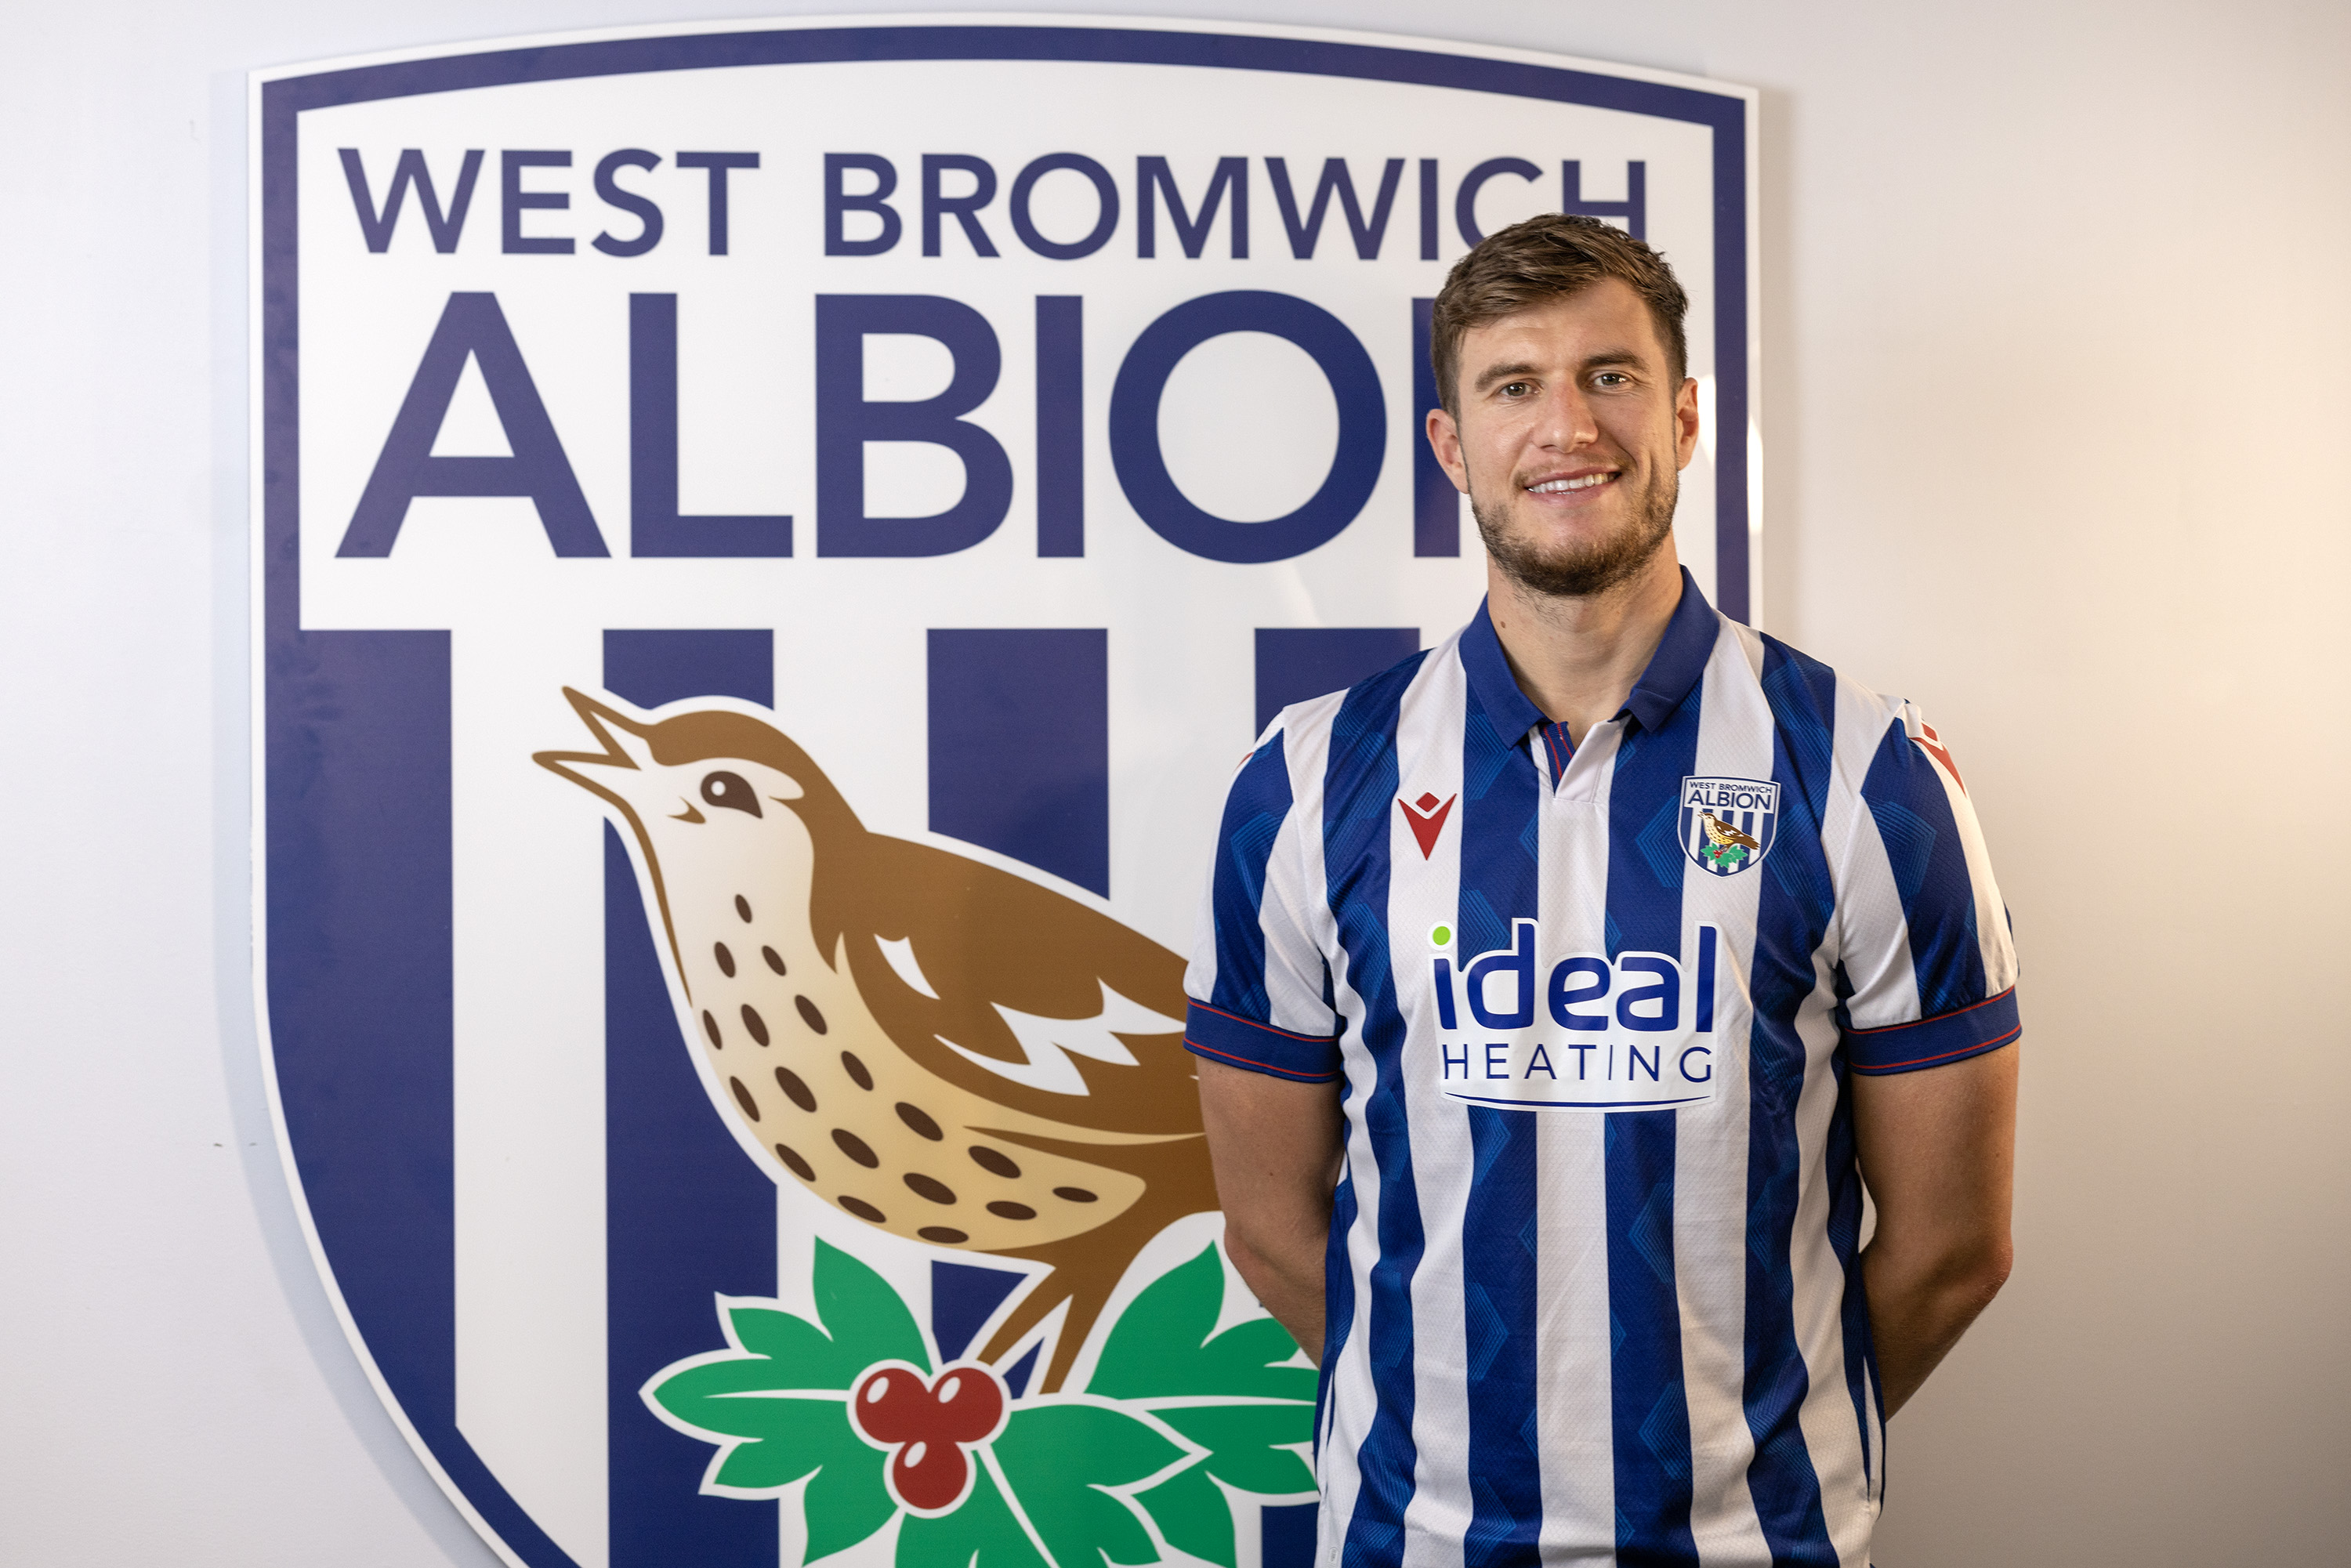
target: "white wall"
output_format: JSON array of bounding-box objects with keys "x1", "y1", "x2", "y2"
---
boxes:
[{"x1": 2, "y1": 2, "x2": 2343, "y2": 1563}]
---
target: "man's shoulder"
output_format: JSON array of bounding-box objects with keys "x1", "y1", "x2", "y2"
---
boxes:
[
  {"x1": 1728, "y1": 625, "x2": 1983, "y2": 827},
  {"x1": 1730, "y1": 622, "x2": 1918, "y2": 737}
]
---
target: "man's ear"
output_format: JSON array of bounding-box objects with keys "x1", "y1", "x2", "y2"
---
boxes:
[
  {"x1": 1425, "y1": 406, "x2": 1471, "y2": 494},
  {"x1": 1674, "y1": 375, "x2": 1702, "y2": 472}
]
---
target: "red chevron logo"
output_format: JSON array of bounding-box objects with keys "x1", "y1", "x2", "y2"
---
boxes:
[
  {"x1": 1398, "y1": 791, "x2": 1458, "y2": 859},
  {"x1": 1915, "y1": 723, "x2": 1967, "y2": 793}
]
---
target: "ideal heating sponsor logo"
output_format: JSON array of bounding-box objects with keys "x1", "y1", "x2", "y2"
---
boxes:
[{"x1": 1425, "y1": 918, "x2": 1719, "y2": 1110}]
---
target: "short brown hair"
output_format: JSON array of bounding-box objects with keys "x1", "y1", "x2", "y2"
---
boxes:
[{"x1": 1429, "y1": 212, "x2": 1690, "y2": 415}]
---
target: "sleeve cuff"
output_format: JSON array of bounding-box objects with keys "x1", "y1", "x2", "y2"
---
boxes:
[
  {"x1": 1843, "y1": 987, "x2": 2021, "y2": 1076},
  {"x1": 1183, "y1": 999, "x2": 1343, "y2": 1083}
]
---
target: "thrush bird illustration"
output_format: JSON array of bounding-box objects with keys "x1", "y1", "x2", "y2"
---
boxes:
[
  {"x1": 536, "y1": 690, "x2": 1216, "y2": 1392},
  {"x1": 1699, "y1": 811, "x2": 1760, "y2": 853}
]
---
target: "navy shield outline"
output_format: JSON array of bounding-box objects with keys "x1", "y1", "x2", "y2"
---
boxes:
[
  {"x1": 252, "y1": 20, "x2": 1757, "y2": 1568},
  {"x1": 1680, "y1": 774, "x2": 1779, "y2": 877}
]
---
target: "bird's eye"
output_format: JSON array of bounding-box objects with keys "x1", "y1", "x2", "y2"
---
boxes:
[{"x1": 700, "y1": 770, "x2": 763, "y2": 817}]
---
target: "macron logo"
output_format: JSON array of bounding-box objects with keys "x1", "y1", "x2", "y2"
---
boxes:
[
  {"x1": 1398, "y1": 791, "x2": 1458, "y2": 859},
  {"x1": 1915, "y1": 722, "x2": 1966, "y2": 792}
]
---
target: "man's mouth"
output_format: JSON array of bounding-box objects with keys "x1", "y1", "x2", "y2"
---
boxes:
[{"x1": 1525, "y1": 472, "x2": 1614, "y2": 494}]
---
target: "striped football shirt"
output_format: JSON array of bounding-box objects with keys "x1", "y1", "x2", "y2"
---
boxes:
[{"x1": 1183, "y1": 569, "x2": 2020, "y2": 1567}]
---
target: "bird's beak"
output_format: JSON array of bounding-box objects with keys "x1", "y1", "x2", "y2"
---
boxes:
[
  {"x1": 534, "y1": 687, "x2": 661, "y2": 809},
  {"x1": 535, "y1": 689, "x2": 694, "y2": 986}
]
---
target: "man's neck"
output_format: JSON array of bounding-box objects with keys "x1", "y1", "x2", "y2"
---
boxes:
[{"x1": 1485, "y1": 548, "x2": 1684, "y2": 745}]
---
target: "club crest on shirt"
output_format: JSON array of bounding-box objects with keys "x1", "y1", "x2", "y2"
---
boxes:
[{"x1": 1680, "y1": 777, "x2": 1779, "y2": 877}]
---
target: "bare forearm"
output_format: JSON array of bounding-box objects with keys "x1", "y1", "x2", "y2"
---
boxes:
[
  {"x1": 1224, "y1": 1211, "x2": 1328, "y2": 1357},
  {"x1": 1850, "y1": 1043, "x2": 2019, "y2": 1418},
  {"x1": 1864, "y1": 1231, "x2": 2012, "y2": 1415},
  {"x1": 1194, "y1": 1056, "x2": 1343, "y2": 1360}
]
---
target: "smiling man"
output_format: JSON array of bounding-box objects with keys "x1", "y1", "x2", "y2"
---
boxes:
[{"x1": 1183, "y1": 214, "x2": 2022, "y2": 1566}]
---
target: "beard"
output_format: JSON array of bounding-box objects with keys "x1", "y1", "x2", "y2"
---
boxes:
[{"x1": 1473, "y1": 467, "x2": 1679, "y2": 599}]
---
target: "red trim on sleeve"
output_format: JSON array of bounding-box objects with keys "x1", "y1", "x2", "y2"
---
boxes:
[
  {"x1": 1847, "y1": 1023, "x2": 2021, "y2": 1075},
  {"x1": 1182, "y1": 1037, "x2": 1342, "y2": 1084},
  {"x1": 1186, "y1": 998, "x2": 1340, "y2": 1044},
  {"x1": 1843, "y1": 987, "x2": 2021, "y2": 1076},
  {"x1": 1183, "y1": 998, "x2": 1343, "y2": 1081}
]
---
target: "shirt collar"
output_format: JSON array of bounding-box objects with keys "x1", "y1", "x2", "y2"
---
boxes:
[{"x1": 1459, "y1": 566, "x2": 1720, "y2": 740}]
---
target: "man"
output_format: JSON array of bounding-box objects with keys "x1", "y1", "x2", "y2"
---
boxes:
[{"x1": 1183, "y1": 213, "x2": 2019, "y2": 1566}]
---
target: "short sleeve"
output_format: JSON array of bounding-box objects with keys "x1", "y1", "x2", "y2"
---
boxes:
[
  {"x1": 1836, "y1": 708, "x2": 2021, "y2": 1075},
  {"x1": 1183, "y1": 730, "x2": 1343, "y2": 1082}
]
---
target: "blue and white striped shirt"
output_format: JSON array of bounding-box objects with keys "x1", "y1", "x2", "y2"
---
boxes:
[{"x1": 1184, "y1": 570, "x2": 2020, "y2": 1566}]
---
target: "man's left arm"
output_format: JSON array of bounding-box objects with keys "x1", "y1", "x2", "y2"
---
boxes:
[
  {"x1": 1834, "y1": 703, "x2": 2023, "y2": 1417},
  {"x1": 1851, "y1": 1044, "x2": 2017, "y2": 1416}
]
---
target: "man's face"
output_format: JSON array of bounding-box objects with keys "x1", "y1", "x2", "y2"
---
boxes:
[{"x1": 1428, "y1": 278, "x2": 1701, "y2": 599}]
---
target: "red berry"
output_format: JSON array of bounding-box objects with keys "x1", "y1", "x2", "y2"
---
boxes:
[
  {"x1": 850, "y1": 1367, "x2": 932, "y2": 1446},
  {"x1": 929, "y1": 1368, "x2": 1005, "y2": 1444},
  {"x1": 892, "y1": 1436, "x2": 972, "y2": 1512}
]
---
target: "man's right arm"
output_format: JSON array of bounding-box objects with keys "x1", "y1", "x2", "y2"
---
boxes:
[
  {"x1": 1195, "y1": 1056, "x2": 1343, "y2": 1358},
  {"x1": 1183, "y1": 724, "x2": 1344, "y2": 1356}
]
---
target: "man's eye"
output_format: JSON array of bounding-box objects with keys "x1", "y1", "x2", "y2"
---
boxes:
[
  {"x1": 1594, "y1": 371, "x2": 1631, "y2": 388},
  {"x1": 1499, "y1": 381, "x2": 1531, "y2": 397}
]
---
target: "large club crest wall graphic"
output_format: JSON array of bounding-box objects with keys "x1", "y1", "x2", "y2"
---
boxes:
[{"x1": 252, "y1": 20, "x2": 1756, "y2": 1568}]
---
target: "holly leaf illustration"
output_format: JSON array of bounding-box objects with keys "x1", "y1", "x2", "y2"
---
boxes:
[
  {"x1": 992, "y1": 1403, "x2": 1195, "y2": 1568},
  {"x1": 899, "y1": 1461, "x2": 1047, "y2": 1568},
  {"x1": 1132, "y1": 1464, "x2": 1234, "y2": 1567},
  {"x1": 806, "y1": 1238, "x2": 932, "y2": 1381},
  {"x1": 1086, "y1": 1244, "x2": 1318, "y2": 1567},
  {"x1": 802, "y1": 1437, "x2": 903, "y2": 1563},
  {"x1": 1152, "y1": 1405, "x2": 1313, "y2": 1496},
  {"x1": 651, "y1": 1241, "x2": 1318, "y2": 1568},
  {"x1": 1089, "y1": 1244, "x2": 1315, "y2": 1403},
  {"x1": 642, "y1": 1241, "x2": 927, "y2": 1555}
]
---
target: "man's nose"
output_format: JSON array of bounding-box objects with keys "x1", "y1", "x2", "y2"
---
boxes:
[{"x1": 1532, "y1": 382, "x2": 1599, "y2": 451}]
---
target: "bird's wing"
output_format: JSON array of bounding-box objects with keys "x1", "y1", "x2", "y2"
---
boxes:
[
  {"x1": 815, "y1": 832, "x2": 1202, "y2": 1138},
  {"x1": 929, "y1": 984, "x2": 1182, "y2": 1097}
]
